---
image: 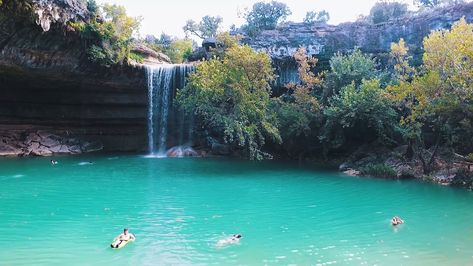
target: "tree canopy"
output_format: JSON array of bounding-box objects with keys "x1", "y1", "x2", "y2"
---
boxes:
[
  {"x1": 323, "y1": 49, "x2": 378, "y2": 99},
  {"x1": 183, "y1": 15, "x2": 222, "y2": 39},
  {"x1": 303, "y1": 10, "x2": 330, "y2": 24},
  {"x1": 177, "y1": 38, "x2": 281, "y2": 160},
  {"x1": 388, "y1": 18, "x2": 473, "y2": 172},
  {"x1": 241, "y1": 1, "x2": 291, "y2": 36},
  {"x1": 369, "y1": 1, "x2": 408, "y2": 24},
  {"x1": 71, "y1": 3, "x2": 141, "y2": 66}
]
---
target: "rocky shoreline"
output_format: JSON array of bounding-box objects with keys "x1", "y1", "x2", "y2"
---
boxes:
[
  {"x1": 337, "y1": 145, "x2": 473, "y2": 190},
  {"x1": 0, "y1": 127, "x2": 102, "y2": 157}
]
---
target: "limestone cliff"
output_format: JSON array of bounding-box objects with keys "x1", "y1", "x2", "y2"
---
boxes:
[
  {"x1": 242, "y1": 3, "x2": 473, "y2": 87},
  {"x1": 0, "y1": 0, "x2": 167, "y2": 155}
]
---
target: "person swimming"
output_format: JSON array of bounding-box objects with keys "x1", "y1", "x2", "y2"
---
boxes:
[
  {"x1": 217, "y1": 234, "x2": 242, "y2": 247},
  {"x1": 391, "y1": 216, "x2": 404, "y2": 226},
  {"x1": 50, "y1": 160, "x2": 58, "y2": 165},
  {"x1": 111, "y1": 228, "x2": 135, "y2": 248}
]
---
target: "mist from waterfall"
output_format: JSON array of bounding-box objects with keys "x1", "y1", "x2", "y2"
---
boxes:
[{"x1": 146, "y1": 64, "x2": 194, "y2": 157}]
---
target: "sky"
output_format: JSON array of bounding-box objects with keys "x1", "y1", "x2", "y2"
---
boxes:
[{"x1": 96, "y1": 0, "x2": 415, "y2": 39}]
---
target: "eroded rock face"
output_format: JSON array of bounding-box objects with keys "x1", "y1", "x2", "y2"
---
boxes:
[
  {"x1": 0, "y1": 0, "x2": 155, "y2": 154},
  {"x1": 242, "y1": 3, "x2": 473, "y2": 87},
  {"x1": 33, "y1": 0, "x2": 89, "y2": 31},
  {"x1": 130, "y1": 44, "x2": 172, "y2": 65}
]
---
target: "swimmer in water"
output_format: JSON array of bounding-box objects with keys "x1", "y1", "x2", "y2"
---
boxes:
[
  {"x1": 217, "y1": 234, "x2": 242, "y2": 247},
  {"x1": 391, "y1": 216, "x2": 404, "y2": 226},
  {"x1": 50, "y1": 160, "x2": 58, "y2": 165}
]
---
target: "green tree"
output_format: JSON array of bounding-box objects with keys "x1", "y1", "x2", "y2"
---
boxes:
[
  {"x1": 272, "y1": 48, "x2": 323, "y2": 158},
  {"x1": 388, "y1": 18, "x2": 473, "y2": 173},
  {"x1": 323, "y1": 49, "x2": 377, "y2": 99},
  {"x1": 321, "y1": 79, "x2": 400, "y2": 152},
  {"x1": 177, "y1": 42, "x2": 281, "y2": 160},
  {"x1": 390, "y1": 38, "x2": 416, "y2": 81},
  {"x1": 303, "y1": 10, "x2": 330, "y2": 24},
  {"x1": 242, "y1": 1, "x2": 291, "y2": 36},
  {"x1": 369, "y1": 1, "x2": 408, "y2": 24},
  {"x1": 183, "y1": 15, "x2": 222, "y2": 39},
  {"x1": 165, "y1": 39, "x2": 193, "y2": 63},
  {"x1": 87, "y1": 0, "x2": 98, "y2": 16}
]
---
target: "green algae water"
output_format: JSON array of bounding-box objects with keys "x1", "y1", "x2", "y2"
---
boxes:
[{"x1": 1, "y1": 155, "x2": 472, "y2": 265}]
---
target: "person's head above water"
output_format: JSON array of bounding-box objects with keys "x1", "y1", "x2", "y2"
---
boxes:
[
  {"x1": 124, "y1": 228, "x2": 128, "y2": 234},
  {"x1": 233, "y1": 234, "x2": 242, "y2": 239}
]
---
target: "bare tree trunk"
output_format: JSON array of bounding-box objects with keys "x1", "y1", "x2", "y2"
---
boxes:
[
  {"x1": 415, "y1": 135, "x2": 441, "y2": 175},
  {"x1": 405, "y1": 139, "x2": 414, "y2": 160}
]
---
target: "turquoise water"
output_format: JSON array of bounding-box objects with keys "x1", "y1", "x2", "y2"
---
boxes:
[{"x1": 0, "y1": 155, "x2": 472, "y2": 265}]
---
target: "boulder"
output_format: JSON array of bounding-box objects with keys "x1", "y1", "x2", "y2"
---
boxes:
[
  {"x1": 130, "y1": 44, "x2": 172, "y2": 65},
  {"x1": 385, "y1": 157, "x2": 416, "y2": 179},
  {"x1": 0, "y1": 143, "x2": 23, "y2": 156},
  {"x1": 344, "y1": 169, "x2": 361, "y2": 176},
  {"x1": 339, "y1": 162, "x2": 352, "y2": 172},
  {"x1": 31, "y1": 145, "x2": 53, "y2": 156},
  {"x1": 202, "y1": 38, "x2": 218, "y2": 51}
]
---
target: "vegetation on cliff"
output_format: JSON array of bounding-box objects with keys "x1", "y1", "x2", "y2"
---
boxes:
[
  {"x1": 180, "y1": 17, "x2": 473, "y2": 183},
  {"x1": 70, "y1": 1, "x2": 141, "y2": 66}
]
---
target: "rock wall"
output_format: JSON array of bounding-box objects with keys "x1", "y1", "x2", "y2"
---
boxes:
[
  {"x1": 0, "y1": 0, "x2": 152, "y2": 154},
  {"x1": 242, "y1": 3, "x2": 473, "y2": 87}
]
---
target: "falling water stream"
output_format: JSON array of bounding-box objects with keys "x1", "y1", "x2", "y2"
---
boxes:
[{"x1": 146, "y1": 64, "x2": 194, "y2": 156}]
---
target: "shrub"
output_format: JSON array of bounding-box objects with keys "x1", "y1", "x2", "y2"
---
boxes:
[
  {"x1": 466, "y1": 153, "x2": 473, "y2": 162},
  {"x1": 361, "y1": 163, "x2": 397, "y2": 178},
  {"x1": 166, "y1": 39, "x2": 193, "y2": 63},
  {"x1": 321, "y1": 79, "x2": 400, "y2": 151},
  {"x1": 128, "y1": 52, "x2": 145, "y2": 63}
]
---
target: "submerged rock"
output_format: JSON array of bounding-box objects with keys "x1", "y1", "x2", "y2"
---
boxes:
[{"x1": 166, "y1": 146, "x2": 199, "y2": 157}]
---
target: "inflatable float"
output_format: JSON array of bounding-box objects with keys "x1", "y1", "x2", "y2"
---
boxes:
[{"x1": 110, "y1": 235, "x2": 135, "y2": 249}]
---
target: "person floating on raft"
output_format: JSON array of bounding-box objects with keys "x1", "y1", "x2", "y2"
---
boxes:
[
  {"x1": 111, "y1": 228, "x2": 135, "y2": 249},
  {"x1": 391, "y1": 216, "x2": 404, "y2": 226}
]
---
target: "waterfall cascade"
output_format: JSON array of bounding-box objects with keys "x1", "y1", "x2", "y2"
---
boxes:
[{"x1": 146, "y1": 64, "x2": 194, "y2": 157}]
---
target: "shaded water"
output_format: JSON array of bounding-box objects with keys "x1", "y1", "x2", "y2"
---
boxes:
[{"x1": 0, "y1": 155, "x2": 472, "y2": 265}]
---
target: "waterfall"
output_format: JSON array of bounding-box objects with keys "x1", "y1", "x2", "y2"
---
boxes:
[{"x1": 146, "y1": 64, "x2": 194, "y2": 156}]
